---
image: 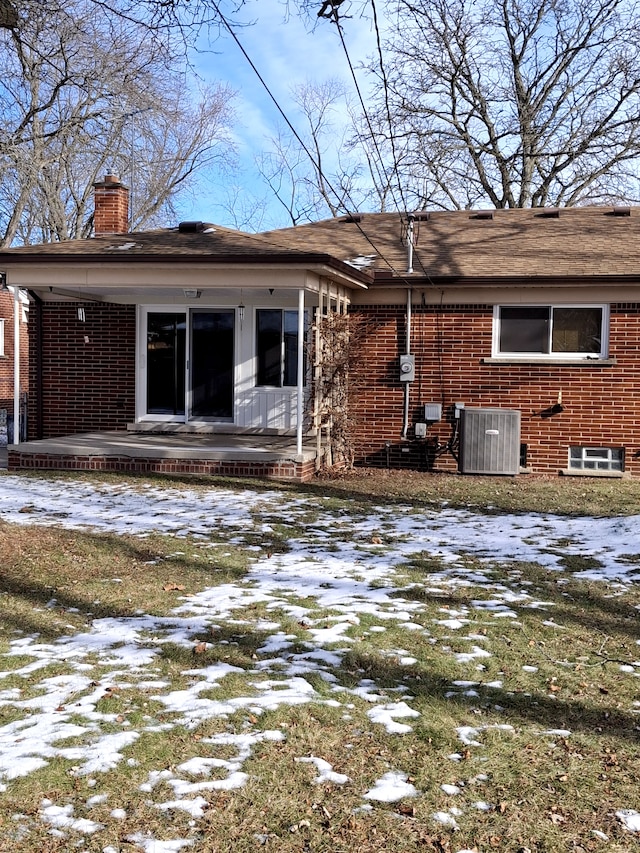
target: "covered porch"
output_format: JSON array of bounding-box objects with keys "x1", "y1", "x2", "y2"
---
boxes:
[
  {"x1": 6, "y1": 429, "x2": 320, "y2": 481},
  {"x1": 1, "y1": 214, "x2": 372, "y2": 481}
]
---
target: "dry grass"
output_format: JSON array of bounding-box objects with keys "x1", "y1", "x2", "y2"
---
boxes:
[
  {"x1": 310, "y1": 468, "x2": 640, "y2": 516},
  {"x1": 0, "y1": 469, "x2": 639, "y2": 852}
]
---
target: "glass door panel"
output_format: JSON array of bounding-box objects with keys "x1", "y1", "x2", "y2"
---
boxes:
[
  {"x1": 190, "y1": 310, "x2": 235, "y2": 419},
  {"x1": 146, "y1": 312, "x2": 186, "y2": 415}
]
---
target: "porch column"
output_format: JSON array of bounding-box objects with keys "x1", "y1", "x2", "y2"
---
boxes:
[
  {"x1": 297, "y1": 288, "x2": 304, "y2": 456},
  {"x1": 12, "y1": 284, "x2": 19, "y2": 445}
]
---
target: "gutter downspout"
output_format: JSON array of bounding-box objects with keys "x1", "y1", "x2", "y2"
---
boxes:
[
  {"x1": 12, "y1": 285, "x2": 19, "y2": 445},
  {"x1": 296, "y1": 288, "x2": 304, "y2": 457}
]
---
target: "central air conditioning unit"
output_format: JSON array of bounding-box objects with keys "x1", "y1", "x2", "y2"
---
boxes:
[{"x1": 459, "y1": 407, "x2": 521, "y2": 475}]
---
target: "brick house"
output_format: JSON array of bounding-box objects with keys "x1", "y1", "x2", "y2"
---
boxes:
[{"x1": 0, "y1": 178, "x2": 639, "y2": 479}]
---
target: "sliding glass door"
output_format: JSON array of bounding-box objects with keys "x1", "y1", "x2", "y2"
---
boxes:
[{"x1": 144, "y1": 309, "x2": 235, "y2": 420}]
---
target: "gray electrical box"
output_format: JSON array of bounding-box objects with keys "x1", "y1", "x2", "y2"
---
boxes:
[
  {"x1": 424, "y1": 403, "x2": 442, "y2": 421},
  {"x1": 459, "y1": 407, "x2": 521, "y2": 475},
  {"x1": 399, "y1": 353, "x2": 415, "y2": 382}
]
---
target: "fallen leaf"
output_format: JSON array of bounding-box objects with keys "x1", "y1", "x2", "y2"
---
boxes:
[
  {"x1": 193, "y1": 642, "x2": 207, "y2": 655},
  {"x1": 289, "y1": 819, "x2": 311, "y2": 833},
  {"x1": 163, "y1": 582, "x2": 185, "y2": 591},
  {"x1": 549, "y1": 812, "x2": 566, "y2": 825},
  {"x1": 396, "y1": 803, "x2": 415, "y2": 816}
]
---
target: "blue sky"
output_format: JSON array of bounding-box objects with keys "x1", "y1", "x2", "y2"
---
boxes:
[{"x1": 177, "y1": 0, "x2": 378, "y2": 230}]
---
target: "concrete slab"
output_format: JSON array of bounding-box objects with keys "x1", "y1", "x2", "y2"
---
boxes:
[{"x1": 5, "y1": 432, "x2": 321, "y2": 481}]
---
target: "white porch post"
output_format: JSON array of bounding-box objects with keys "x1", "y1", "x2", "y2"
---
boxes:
[
  {"x1": 12, "y1": 285, "x2": 20, "y2": 445},
  {"x1": 296, "y1": 288, "x2": 304, "y2": 456}
]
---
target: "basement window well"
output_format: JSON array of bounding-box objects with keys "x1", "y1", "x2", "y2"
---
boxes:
[{"x1": 567, "y1": 446, "x2": 624, "y2": 474}]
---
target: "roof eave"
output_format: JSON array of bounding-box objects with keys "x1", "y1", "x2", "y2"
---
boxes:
[
  {"x1": 0, "y1": 250, "x2": 372, "y2": 290},
  {"x1": 371, "y1": 272, "x2": 640, "y2": 287}
]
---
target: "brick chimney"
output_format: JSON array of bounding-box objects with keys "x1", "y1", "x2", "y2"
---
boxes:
[{"x1": 93, "y1": 174, "x2": 130, "y2": 236}]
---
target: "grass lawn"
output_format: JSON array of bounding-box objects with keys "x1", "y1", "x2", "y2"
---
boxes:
[{"x1": 0, "y1": 469, "x2": 639, "y2": 852}]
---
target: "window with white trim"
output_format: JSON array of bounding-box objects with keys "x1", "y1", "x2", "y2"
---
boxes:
[
  {"x1": 569, "y1": 446, "x2": 624, "y2": 472},
  {"x1": 493, "y1": 305, "x2": 608, "y2": 358},
  {"x1": 256, "y1": 309, "x2": 308, "y2": 387}
]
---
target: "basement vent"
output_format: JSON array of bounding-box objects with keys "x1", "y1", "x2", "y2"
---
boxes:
[
  {"x1": 459, "y1": 407, "x2": 521, "y2": 475},
  {"x1": 178, "y1": 221, "x2": 206, "y2": 233}
]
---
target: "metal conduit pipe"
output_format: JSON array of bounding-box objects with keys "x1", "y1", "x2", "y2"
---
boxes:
[
  {"x1": 402, "y1": 286, "x2": 412, "y2": 439},
  {"x1": 401, "y1": 215, "x2": 416, "y2": 440}
]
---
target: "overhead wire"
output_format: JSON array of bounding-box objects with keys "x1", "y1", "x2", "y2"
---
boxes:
[
  {"x1": 369, "y1": 0, "x2": 409, "y2": 214},
  {"x1": 332, "y1": 7, "x2": 405, "y2": 214},
  {"x1": 333, "y1": 0, "x2": 434, "y2": 279},
  {"x1": 210, "y1": 0, "x2": 410, "y2": 276}
]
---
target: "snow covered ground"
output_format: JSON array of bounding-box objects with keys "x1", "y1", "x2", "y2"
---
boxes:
[{"x1": 0, "y1": 473, "x2": 639, "y2": 851}]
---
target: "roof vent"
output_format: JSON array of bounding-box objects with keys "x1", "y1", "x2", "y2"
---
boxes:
[
  {"x1": 535, "y1": 208, "x2": 560, "y2": 218},
  {"x1": 470, "y1": 211, "x2": 494, "y2": 220},
  {"x1": 611, "y1": 206, "x2": 631, "y2": 216},
  {"x1": 341, "y1": 214, "x2": 362, "y2": 224},
  {"x1": 178, "y1": 221, "x2": 206, "y2": 233}
]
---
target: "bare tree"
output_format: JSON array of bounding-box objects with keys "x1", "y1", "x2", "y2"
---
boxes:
[
  {"x1": 253, "y1": 78, "x2": 399, "y2": 226},
  {"x1": 0, "y1": 0, "x2": 237, "y2": 246},
  {"x1": 372, "y1": 0, "x2": 640, "y2": 209}
]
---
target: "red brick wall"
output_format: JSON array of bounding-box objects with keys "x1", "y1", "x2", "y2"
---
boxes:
[
  {"x1": 349, "y1": 303, "x2": 640, "y2": 475},
  {"x1": 28, "y1": 301, "x2": 135, "y2": 438},
  {"x1": 0, "y1": 290, "x2": 28, "y2": 413}
]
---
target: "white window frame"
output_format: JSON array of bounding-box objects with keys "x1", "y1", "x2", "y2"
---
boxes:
[{"x1": 492, "y1": 304, "x2": 609, "y2": 360}]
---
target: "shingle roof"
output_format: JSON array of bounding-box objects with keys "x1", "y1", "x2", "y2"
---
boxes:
[
  {"x1": 1, "y1": 222, "x2": 324, "y2": 258},
  {"x1": 2, "y1": 206, "x2": 640, "y2": 282},
  {"x1": 263, "y1": 206, "x2": 640, "y2": 280},
  {"x1": 0, "y1": 220, "x2": 372, "y2": 284}
]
